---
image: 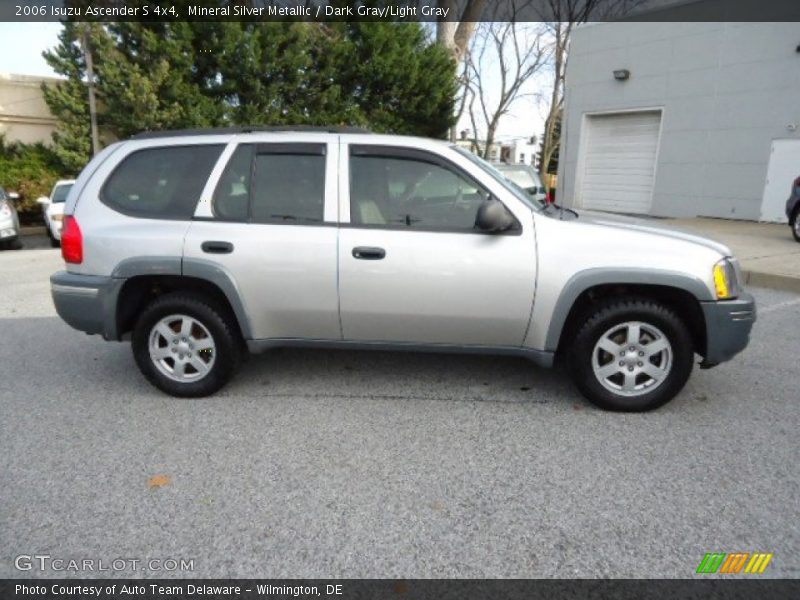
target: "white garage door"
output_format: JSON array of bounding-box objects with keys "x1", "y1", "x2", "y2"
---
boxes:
[{"x1": 579, "y1": 111, "x2": 662, "y2": 214}]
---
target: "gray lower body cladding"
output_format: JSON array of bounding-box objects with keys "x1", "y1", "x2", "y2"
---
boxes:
[
  {"x1": 51, "y1": 271, "x2": 122, "y2": 340},
  {"x1": 700, "y1": 292, "x2": 756, "y2": 367}
]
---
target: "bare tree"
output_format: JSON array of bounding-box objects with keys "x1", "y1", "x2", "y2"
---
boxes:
[
  {"x1": 537, "y1": 0, "x2": 647, "y2": 182},
  {"x1": 436, "y1": 0, "x2": 488, "y2": 140},
  {"x1": 465, "y1": 19, "x2": 549, "y2": 160},
  {"x1": 436, "y1": 0, "x2": 488, "y2": 63}
]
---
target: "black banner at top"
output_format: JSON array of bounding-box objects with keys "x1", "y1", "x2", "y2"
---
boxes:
[{"x1": 3, "y1": 0, "x2": 800, "y2": 22}]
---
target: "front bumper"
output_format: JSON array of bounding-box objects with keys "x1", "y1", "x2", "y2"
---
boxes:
[
  {"x1": 700, "y1": 292, "x2": 756, "y2": 367},
  {"x1": 51, "y1": 271, "x2": 123, "y2": 339}
]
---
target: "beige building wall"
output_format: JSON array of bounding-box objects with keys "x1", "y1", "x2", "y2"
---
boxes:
[{"x1": 0, "y1": 73, "x2": 61, "y2": 146}]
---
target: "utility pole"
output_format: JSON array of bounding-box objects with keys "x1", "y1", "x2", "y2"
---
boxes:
[{"x1": 80, "y1": 24, "x2": 100, "y2": 156}]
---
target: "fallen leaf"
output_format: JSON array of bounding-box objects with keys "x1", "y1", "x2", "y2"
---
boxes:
[{"x1": 147, "y1": 474, "x2": 172, "y2": 489}]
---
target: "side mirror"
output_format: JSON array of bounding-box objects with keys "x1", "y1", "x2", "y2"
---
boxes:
[
  {"x1": 8, "y1": 192, "x2": 19, "y2": 200},
  {"x1": 36, "y1": 196, "x2": 50, "y2": 206},
  {"x1": 475, "y1": 197, "x2": 516, "y2": 233}
]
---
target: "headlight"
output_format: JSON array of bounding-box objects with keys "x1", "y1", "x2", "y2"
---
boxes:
[
  {"x1": 0, "y1": 201, "x2": 11, "y2": 218},
  {"x1": 52, "y1": 214, "x2": 64, "y2": 222},
  {"x1": 713, "y1": 258, "x2": 739, "y2": 299}
]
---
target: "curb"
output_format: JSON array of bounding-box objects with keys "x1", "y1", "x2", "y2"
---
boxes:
[
  {"x1": 20, "y1": 226, "x2": 46, "y2": 236},
  {"x1": 743, "y1": 270, "x2": 800, "y2": 295}
]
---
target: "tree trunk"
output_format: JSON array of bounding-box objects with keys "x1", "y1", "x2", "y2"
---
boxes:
[
  {"x1": 540, "y1": 27, "x2": 564, "y2": 181},
  {"x1": 81, "y1": 25, "x2": 100, "y2": 156}
]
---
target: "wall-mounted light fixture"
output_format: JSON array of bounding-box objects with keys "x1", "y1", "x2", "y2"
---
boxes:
[{"x1": 613, "y1": 69, "x2": 630, "y2": 81}]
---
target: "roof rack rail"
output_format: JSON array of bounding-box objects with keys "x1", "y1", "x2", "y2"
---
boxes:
[{"x1": 130, "y1": 125, "x2": 372, "y2": 139}]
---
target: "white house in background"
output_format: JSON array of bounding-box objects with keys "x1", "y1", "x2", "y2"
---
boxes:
[
  {"x1": 558, "y1": 21, "x2": 800, "y2": 223},
  {"x1": 454, "y1": 134, "x2": 503, "y2": 162},
  {"x1": 501, "y1": 137, "x2": 537, "y2": 166},
  {"x1": 0, "y1": 73, "x2": 60, "y2": 145},
  {"x1": 455, "y1": 131, "x2": 537, "y2": 165}
]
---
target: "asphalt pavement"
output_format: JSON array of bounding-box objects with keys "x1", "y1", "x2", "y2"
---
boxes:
[{"x1": 1, "y1": 248, "x2": 798, "y2": 578}]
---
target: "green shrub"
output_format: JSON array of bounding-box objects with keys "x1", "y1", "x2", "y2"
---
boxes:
[{"x1": 0, "y1": 135, "x2": 74, "y2": 223}]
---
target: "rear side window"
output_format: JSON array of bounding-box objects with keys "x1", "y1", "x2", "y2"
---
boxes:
[
  {"x1": 101, "y1": 145, "x2": 224, "y2": 219},
  {"x1": 251, "y1": 153, "x2": 324, "y2": 223},
  {"x1": 212, "y1": 143, "x2": 326, "y2": 224}
]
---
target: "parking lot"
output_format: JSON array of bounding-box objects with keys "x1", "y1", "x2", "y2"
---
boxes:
[{"x1": 1, "y1": 246, "x2": 798, "y2": 578}]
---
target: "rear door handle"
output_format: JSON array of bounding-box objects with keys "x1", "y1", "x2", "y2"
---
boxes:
[
  {"x1": 201, "y1": 241, "x2": 234, "y2": 254},
  {"x1": 352, "y1": 246, "x2": 386, "y2": 260}
]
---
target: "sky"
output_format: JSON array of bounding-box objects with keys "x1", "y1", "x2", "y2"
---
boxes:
[{"x1": 0, "y1": 22, "x2": 548, "y2": 142}]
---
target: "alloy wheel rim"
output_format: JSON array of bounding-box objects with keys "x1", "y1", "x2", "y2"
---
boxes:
[
  {"x1": 591, "y1": 320, "x2": 673, "y2": 397},
  {"x1": 148, "y1": 314, "x2": 216, "y2": 383}
]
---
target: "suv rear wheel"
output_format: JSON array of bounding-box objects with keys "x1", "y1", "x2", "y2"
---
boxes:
[
  {"x1": 132, "y1": 293, "x2": 242, "y2": 397},
  {"x1": 568, "y1": 298, "x2": 694, "y2": 411}
]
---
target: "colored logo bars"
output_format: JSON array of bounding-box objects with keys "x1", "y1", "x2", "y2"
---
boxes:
[{"x1": 696, "y1": 552, "x2": 773, "y2": 574}]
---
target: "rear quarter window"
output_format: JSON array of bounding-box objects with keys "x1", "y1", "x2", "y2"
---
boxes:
[{"x1": 101, "y1": 144, "x2": 224, "y2": 219}]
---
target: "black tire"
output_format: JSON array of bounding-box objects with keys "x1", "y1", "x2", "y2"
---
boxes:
[
  {"x1": 791, "y1": 208, "x2": 800, "y2": 243},
  {"x1": 2, "y1": 237, "x2": 23, "y2": 250},
  {"x1": 568, "y1": 297, "x2": 694, "y2": 412},
  {"x1": 132, "y1": 293, "x2": 242, "y2": 397},
  {"x1": 48, "y1": 226, "x2": 60, "y2": 247}
]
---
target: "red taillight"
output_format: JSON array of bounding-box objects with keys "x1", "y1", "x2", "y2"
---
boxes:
[{"x1": 61, "y1": 216, "x2": 83, "y2": 264}]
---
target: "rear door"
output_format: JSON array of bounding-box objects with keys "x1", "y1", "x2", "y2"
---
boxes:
[{"x1": 185, "y1": 136, "x2": 341, "y2": 341}]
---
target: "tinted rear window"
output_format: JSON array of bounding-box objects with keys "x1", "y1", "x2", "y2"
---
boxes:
[
  {"x1": 101, "y1": 145, "x2": 224, "y2": 219},
  {"x1": 52, "y1": 184, "x2": 73, "y2": 203},
  {"x1": 251, "y1": 153, "x2": 325, "y2": 224}
]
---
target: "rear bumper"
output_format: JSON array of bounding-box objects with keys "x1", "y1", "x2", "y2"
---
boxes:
[
  {"x1": 51, "y1": 271, "x2": 123, "y2": 340},
  {"x1": 50, "y1": 220, "x2": 63, "y2": 240},
  {"x1": 0, "y1": 214, "x2": 18, "y2": 240},
  {"x1": 700, "y1": 292, "x2": 756, "y2": 367}
]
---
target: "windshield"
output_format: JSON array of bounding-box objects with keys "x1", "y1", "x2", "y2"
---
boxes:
[
  {"x1": 499, "y1": 167, "x2": 541, "y2": 190},
  {"x1": 52, "y1": 184, "x2": 73, "y2": 203},
  {"x1": 452, "y1": 146, "x2": 541, "y2": 211}
]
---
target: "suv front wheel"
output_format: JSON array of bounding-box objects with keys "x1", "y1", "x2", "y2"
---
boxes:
[
  {"x1": 568, "y1": 298, "x2": 694, "y2": 411},
  {"x1": 132, "y1": 293, "x2": 242, "y2": 397},
  {"x1": 791, "y1": 208, "x2": 800, "y2": 243}
]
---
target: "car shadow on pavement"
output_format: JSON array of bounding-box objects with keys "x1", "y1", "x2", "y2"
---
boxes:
[
  {"x1": 0, "y1": 316, "x2": 583, "y2": 408},
  {"x1": 230, "y1": 347, "x2": 580, "y2": 407}
]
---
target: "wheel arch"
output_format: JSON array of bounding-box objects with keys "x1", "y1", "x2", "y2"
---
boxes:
[
  {"x1": 112, "y1": 257, "x2": 252, "y2": 341},
  {"x1": 547, "y1": 269, "x2": 712, "y2": 358}
]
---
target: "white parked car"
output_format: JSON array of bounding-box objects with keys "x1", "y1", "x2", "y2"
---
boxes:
[
  {"x1": 38, "y1": 179, "x2": 76, "y2": 247},
  {"x1": 50, "y1": 127, "x2": 754, "y2": 411},
  {"x1": 0, "y1": 186, "x2": 22, "y2": 250},
  {"x1": 495, "y1": 163, "x2": 549, "y2": 206}
]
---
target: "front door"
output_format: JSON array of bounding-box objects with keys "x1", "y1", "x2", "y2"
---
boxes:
[{"x1": 338, "y1": 144, "x2": 536, "y2": 347}]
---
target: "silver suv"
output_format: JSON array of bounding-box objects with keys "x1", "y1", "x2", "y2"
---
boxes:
[{"x1": 51, "y1": 127, "x2": 755, "y2": 411}]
